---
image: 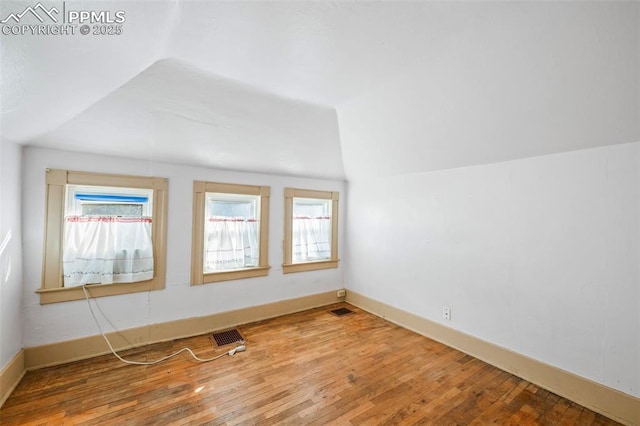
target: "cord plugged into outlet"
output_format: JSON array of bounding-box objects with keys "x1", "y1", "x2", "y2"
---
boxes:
[
  {"x1": 82, "y1": 285, "x2": 247, "y2": 366},
  {"x1": 228, "y1": 345, "x2": 246, "y2": 356}
]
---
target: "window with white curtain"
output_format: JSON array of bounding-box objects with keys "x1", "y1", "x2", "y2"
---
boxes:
[
  {"x1": 204, "y1": 193, "x2": 259, "y2": 272},
  {"x1": 63, "y1": 185, "x2": 154, "y2": 287},
  {"x1": 292, "y1": 198, "x2": 332, "y2": 263},
  {"x1": 283, "y1": 188, "x2": 339, "y2": 274},
  {"x1": 191, "y1": 181, "x2": 270, "y2": 285},
  {"x1": 40, "y1": 169, "x2": 168, "y2": 304}
]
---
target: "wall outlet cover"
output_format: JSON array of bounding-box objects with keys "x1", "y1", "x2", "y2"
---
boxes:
[{"x1": 443, "y1": 306, "x2": 451, "y2": 321}]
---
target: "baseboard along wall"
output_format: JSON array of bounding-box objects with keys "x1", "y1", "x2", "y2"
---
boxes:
[
  {"x1": 345, "y1": 290, "x2": 640, "y2": 426},
  {"x1": 0, "y1": 350, "x2": 25, "y2": 409},
  {"x1": 24, "y1": 290, "x2": 343, "y2": 370},
  {"x1": 6, "y1": 288, "x2": 639, "y2": 425}
]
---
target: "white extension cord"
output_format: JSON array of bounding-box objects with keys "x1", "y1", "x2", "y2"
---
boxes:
[{"x1": 82, "y1": 285, "x2": 246, "y2": 365}]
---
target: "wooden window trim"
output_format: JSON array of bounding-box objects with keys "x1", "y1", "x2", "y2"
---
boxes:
[
  {"x1": 38, "y1": 169, "x2": 168, "y2": 304},
  {"x1": 191, "y1": 181, "x2": 271, "y2": 285},
  {"x1": 283, "y1": 188, "x2": 339, "y2": 274}
]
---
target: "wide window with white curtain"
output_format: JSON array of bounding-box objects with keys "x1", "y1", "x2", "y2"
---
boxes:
[
  {"x1": 283, "y1": 188, "x2": 339, "y2": 274},
  {"x1": 40, "y1": 169, "x2": 168, "y2": 304},
  {"x1": 63, "y1": 185, "x2": 154, "y2": 287}
]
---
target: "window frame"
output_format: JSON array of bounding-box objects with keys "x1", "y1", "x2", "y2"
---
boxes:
[
  {"x1": 191, "y1": 181, "x2": 271, "y2": 285},
  {"x1": 283, "y1": 188, "x2": 339, "y2": 274},
  {"x1": 67, "y1": 185, "x2": 153, "y2": 217},
  {"x1": 38, "y1": 169, "x2": 169, "y2": 304}
]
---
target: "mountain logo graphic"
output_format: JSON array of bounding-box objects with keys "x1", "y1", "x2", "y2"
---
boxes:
[{"x1": 1, "y1": 2, "x2": 59, "y2": 24}]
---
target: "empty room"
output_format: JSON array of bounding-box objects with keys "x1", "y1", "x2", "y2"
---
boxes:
[{"x1": 0, "y1": 1, "x2": 638, "y2": 425}]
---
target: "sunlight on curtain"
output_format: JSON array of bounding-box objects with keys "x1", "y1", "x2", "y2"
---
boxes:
[
  {"x1": 63, "y1": 216, "x2": 154, "y2": 286},
  {"x1": 204, "y1": 217, "x2": 258, "y2": 271},
  {"x1": 292, "y1": 215, "x2": 331, "y2": 262}
]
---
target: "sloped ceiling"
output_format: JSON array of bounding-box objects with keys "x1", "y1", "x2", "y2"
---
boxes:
[
  {"x1": 1, "y1": 1, "x2": 638, "y2": 180},
  {"x1": 338, "y1": 2, "x2": 640, "y2": 179},
  {"x1": 28, "y1": 58, "x2": 343, "y2": 179}
]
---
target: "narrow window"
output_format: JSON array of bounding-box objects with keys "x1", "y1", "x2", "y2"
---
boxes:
[
  {"x1": 283, "y1": 188, "x2": 339, "y2": 273},
  {"x1": 204, "y1": 193, "x2": 259, "y2": 272},
  {"x1": 292, "y1": 198, "x2": 332, "y2": 263},
  {"x1": 192, "y1": 181, "x2": 270, "y2": 284}
]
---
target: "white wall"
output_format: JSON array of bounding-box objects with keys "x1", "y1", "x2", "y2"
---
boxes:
[
  {"x1": 338, "y1": 1, "x2": 639, "y2": 398},
  {"x1": 0, "y1": 140, "x2": 23, "y2": 370},
  {"x1": 22, "y1": 147, "x2": 345, "y2": 347},
  {"x1": 345, "y1": 142, "x2": 639, "y2": 397}
]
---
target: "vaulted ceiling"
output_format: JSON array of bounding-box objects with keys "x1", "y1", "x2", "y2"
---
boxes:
[{"x1": 1, "y1": 1, "x2": 638, "y2": 180}]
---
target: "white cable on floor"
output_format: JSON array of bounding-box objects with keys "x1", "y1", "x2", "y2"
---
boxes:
[{"x1": 82, "y1": 285, "x2": 245, "y2": 365}]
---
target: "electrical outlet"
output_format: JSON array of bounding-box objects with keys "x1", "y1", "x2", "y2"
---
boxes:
[
  {"x1": 443, "y1": 306, "x2": 451, "y2": 321},
  {"x1": 337, "y1": 289, "x2": 346, "y2": 298}
]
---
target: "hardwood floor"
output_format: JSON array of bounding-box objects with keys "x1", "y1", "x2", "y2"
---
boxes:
[{"x1": 0, "y1": 304, "x2": 621, "y2": 425}]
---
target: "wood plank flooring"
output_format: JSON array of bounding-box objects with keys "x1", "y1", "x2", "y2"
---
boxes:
[{"x1": 0, "y1": 303, "x2": 621, "y2": 425}]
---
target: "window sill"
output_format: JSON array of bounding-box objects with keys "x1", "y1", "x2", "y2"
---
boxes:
[
  {"x1": 36, "y1": 279, "x2": 159, "y2": 304},
  {"x1": 198, "y1": 266, "x2": 271, "y2": 284},
  {"x1": 282, "y1": 259, "x2": 339, "y2": 274}
]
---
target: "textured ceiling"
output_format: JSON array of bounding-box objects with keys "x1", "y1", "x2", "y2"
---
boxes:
[
  {"x1": 2, "y1": 0, "x2": 469, "y2": 180},
  {"x1": 0, "y1": 1, "x2": 463, "y2": 140},
  {"x1": 1, "y1": 1, "x2": 638, "y2": 180},
  {"x1": 29, "y1": 59, "x2": 344, "y2": 179}
]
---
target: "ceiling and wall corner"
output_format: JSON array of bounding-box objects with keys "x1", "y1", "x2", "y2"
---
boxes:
[
  {"x1": 2, "y1": 2, "x2": 638, "y2": 179},
  {"x1": 337, "y1": 1, "x2": 640, "y2": 181},
  {"x1": 28, "y1": 58, "x2": 345, "y2": 179},
  {"x1": 0, "y1": 1, "x2": 179, "y2": 143}
]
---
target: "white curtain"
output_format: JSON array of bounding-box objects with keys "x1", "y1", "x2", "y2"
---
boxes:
[
  {"x1": 63, "y1": 216, "x2": 154, "y2": 287},
  {"x1": 205, "y1": 217, "x2": 258, "y2": 271},
  {"x1": 292, "y1": 216, "x2": 331, "y2": 262}
]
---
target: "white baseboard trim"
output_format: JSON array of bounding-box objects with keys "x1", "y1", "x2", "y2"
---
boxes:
[
  {"x1": 24, "y1": 290, "x2": 342, "y2": 370},
  {"x1": 0, "y1": 350, "x2": 26, "y2": 408},
  {"x1": 346, "y1": 290, "x2": 640, "y2": 426}
]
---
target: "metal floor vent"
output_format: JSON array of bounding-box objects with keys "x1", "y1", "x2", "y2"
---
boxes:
[
  {"x1": 331, "y1": 307, "x2": 355, "y2": 317},
  {"x1": 212, "y1": 329, "x2": 244, "y2": 347}
]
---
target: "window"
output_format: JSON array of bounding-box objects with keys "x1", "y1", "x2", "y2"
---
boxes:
[
  {"x1": 204, "y1": 193, "x2": 259, "y2": 272},
  {"x1": 64, "y1": 185, "x2": 154, "y2": 287},
  {"x1": 191, "y1": 181, "x2": 270, "y2": 284},
  {"x1": 39, "y1": 169, "x2": 168, "y2": 304},
  {"x1": 283, "y1": 188, "x2": 339, "y2": 273}
]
